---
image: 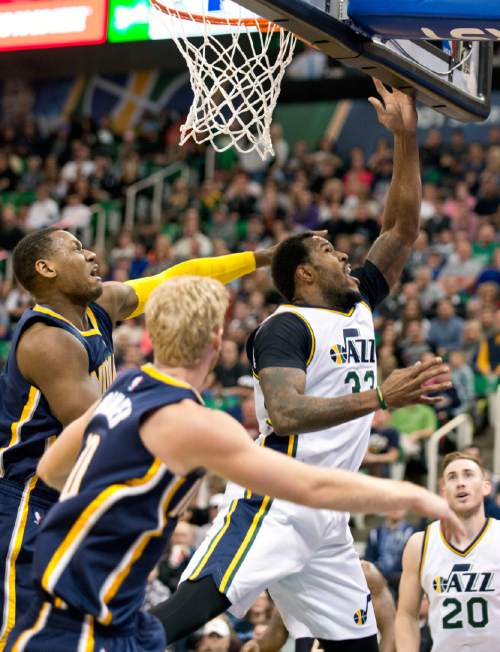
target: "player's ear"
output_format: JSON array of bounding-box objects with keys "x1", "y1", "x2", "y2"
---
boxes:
[
  {"x1": 482, "y1": 477, "x2": 492, "y2": 498},
  {"x1": 35, "y1": 258, "x2": 57, "y2": 279},
  {"x1": 296, "y1": 263, "x2": 314, "y2": 285},
  {"x1": 211, "y1": 327, "x2": 223, "y2": 354}
]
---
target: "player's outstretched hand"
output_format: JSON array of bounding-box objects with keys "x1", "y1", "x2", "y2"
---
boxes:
[
  {"x1": 368, "y1": 78, "x2": 417, "y2": 135},
  {"x1": 254, "y1": 230, "x2": 328, "y2": 267},
  {"x1": 381, "y1": 357, "x2": 452, "y2": 409},
  {"x1": 410, "y1": 486, "x2": 466, "y2": 542}
]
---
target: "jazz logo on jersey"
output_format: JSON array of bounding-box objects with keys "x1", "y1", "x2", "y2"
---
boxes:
[
  {"x1": 353, "y1": 594, "x2": 372, "y2": 625},
  {"x1": 330, "y1": 328, "x2": 375, "y2": 366},
  {"x1": 433, "y1": 564, "x2": 495, "y2": 594}
]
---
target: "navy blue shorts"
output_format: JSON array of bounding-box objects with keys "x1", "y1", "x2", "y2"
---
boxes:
[
  {"x1": 5, "y1": 599, "x2": 166, "y2": 652},
  {"x1": 0, "y1": 479, "x2": 53, "y2": 651}
]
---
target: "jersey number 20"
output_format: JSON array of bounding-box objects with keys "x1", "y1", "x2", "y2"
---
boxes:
[{"x1": 442, "y1": 597, "x2": 489, "y2": 629}]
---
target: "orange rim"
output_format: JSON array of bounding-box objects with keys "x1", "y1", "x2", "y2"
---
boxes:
[{"x1": 150, "y1": 0, "x2": 279, "y2": 30}]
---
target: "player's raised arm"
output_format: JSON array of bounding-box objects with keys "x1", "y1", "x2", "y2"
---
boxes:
[
  {"x1": 365, "y1": 79, "x2": 421, "y2": 291},
  {"x1": 97, "y1": 246, "x2": 276, "y2": 323},
  {"x1": 140, "y1": 400, "x2": 464, "y2": 534},
  {"x1": 395, "y1": 532, "x2": 425, "y2": 652}
]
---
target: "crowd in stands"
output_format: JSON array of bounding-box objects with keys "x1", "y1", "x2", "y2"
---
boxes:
[{"x1": 0, "y1": 110, "x2": 498, "y2": 650}]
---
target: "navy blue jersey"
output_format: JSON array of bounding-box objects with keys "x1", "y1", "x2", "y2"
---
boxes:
[
  {"x1": 0, "y1": 303, "x2": 115, "y2": 501},
  {"x1": 33, "y1": 364, "x2": 205, "y2": 627}
]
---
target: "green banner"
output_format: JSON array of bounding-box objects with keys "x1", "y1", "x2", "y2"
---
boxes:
[{"x1": 107, "y1": 0, "x2": 150, "y2": 42}]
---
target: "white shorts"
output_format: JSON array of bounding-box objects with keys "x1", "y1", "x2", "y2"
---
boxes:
[{"x1": 181, "y1": 490, "x2": 377, "y2": 641}]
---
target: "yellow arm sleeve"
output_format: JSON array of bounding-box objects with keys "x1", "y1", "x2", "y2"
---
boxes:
[{"x1": 124, "y1": 251, "x2": 256, "y2": 319}]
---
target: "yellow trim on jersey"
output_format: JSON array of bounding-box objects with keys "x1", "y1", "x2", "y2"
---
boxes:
[
  {"x1": 79, "y1": 615, "x2": 94, "y2": 652},
  {"x1": 282, "y1": 303, "x2": 355, "y2": 318},
  {"x1": 245, "y1": 436, "x2": 267, "y2": 500},
  {"x1": 98, "y1": 476, "x2": 186, "y2": 625},
  {"x1": 439, "y1": 518, "x2": 492, "y2": 558},
  {"x1": 219, "y1": 495, "x2": 271, "y2": 593},
  {"x1": 141, "y1": 364, "x2": 203, "y2": 404},
  {"x1": 218, "y1": 434, "x2": 296, "y2": 592},
  {"x1": 360, "y1": 301, "x2": 372, "y2": 313},
  {"x1": 419, "y1": 526, "x2": 431, "y2": 579},
  {"x1": 0, "y1": 386, "x2": 40, "y2": 477},
  {"x1": 281, "y1": 310, "x2": 316, "y2": 366},
  {"x1": 41, "y1": 459, "x2": 163, "y2": 594},
  {"x1": 287, "y1": 434, "x2": 297, "y2": 456},
  {"x1": 86, "y1": 308, "x2": 100, "y2": 333},
  {"x1": 11, "y1": 602, "x2": 51, "y2": 652},
  {"x1": 189, "y1": 499, "x2": 239, "y2": 581},
  {"x1": 32, "y1": 305, "x2": 101, "y2": 337},
  {"x1": 0, "y1": 476, "x2": 38, "y2": 651}
]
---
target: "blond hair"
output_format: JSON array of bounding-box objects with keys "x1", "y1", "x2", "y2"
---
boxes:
[
  {"x1": 145, "y1": 276, "x2": 229, "y2": 367},
  {"x1": 441, "y1": 452, "x2": 484, "y2": 477}
]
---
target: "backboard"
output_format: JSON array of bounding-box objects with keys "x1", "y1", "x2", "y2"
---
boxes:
[{"x1": 231, "y1": 0, "x2": 493, "y2": 122}]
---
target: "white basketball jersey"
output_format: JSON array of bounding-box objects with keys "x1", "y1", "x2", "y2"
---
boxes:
[
  {"x1": 421, "y1": 518, "x2": 500, "y2": 651},
  {"x1": 253, "y1": 301, "x2": 376, "y2": 471}
]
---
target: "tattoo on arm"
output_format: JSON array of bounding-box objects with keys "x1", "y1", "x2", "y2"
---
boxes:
[
  {"x1": 366, "y1": 231, "x2": 412, "y2": 291},
  {"x1": 259, "y1": 366, "x2": 379, "y2": 436}
]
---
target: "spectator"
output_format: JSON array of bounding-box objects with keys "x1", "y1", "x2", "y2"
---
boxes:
[
  {"x1": 476, "y1": 246, "x2": 500, "y2": 288},
  {"x1": 462, "y1": 318, "x2": 483, "y2": 365},
  {"x1": 60, "y1": 141, "x2": 95, "y2": 183},
  {"x1": 25, "y1": 184, "x2": 59, "y2": 230},
  {"x1": 439, "y1": 240, "x2": 484, "y2": 292},
  {"x1": 159, "y1": 521, "x2": 197, "y2": 594},
  {"x1": 206, "y1": 207, "x2": 238, "y2": 250},
  {"x1": 474, "y1": 174, "x2": 500, "y2": 218},
  {"x1": 390, "y1": 404, "x2": 438, "y2": 482},
  {"x1": 56, "y1": 193, "x2": 92, "y2": 241},
  {"x1": 413, "y1": 266, "x2": 445, "y2": 315},
  {"x1": 198, "y1": 619, "x2": 233, "y2": 652},
  {"x1": 449, "y1": 349, "x2": 475, "y2": 413},
  {"x1": 0, "y1": 205, "x2": 24, "y2": 251},
  {"x1": 428, "y1": 299, "x2": 464, "y2": 355},
  {"x1": 0, "y1": 150, "x2": 18, "y2": 192},
  {"x1": 173, "y1": 208, "x2": 213, "y2": 259},
  {"x1": 475, "y1": 310, "x2": 500, "y2": 388},
  {"x1": 213, "y1": 340, "x2": 248, "y2": 390},
  {"x1": 143, "y1": 566, "x2": 171, "y2": 611},
  {"x1": 363, "y1": 410, "x2": 401, "y2": 478},
  {"x1": 4, "y1": 280, "x2": 31, "y2": 325},
  {"x1": 364, "y1": 509, "x2": 414, "y2": 596},
  {"x1": 400, "y1": 320, "x2": 432, "y2": 367},
  {"x1": 472, "y1": 223, "x2": 497, "y2": 266}
]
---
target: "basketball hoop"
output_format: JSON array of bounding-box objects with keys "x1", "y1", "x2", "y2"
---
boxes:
[{"x1": 150, "y1": 0, "x2": 297, "y2": 159}]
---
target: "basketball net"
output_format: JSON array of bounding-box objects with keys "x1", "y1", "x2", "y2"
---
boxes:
[{"x1": 150, "y1": 0, "x2": 297, "y2": 159}]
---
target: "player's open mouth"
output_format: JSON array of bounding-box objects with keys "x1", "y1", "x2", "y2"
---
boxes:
[
  {"x1": 90, "y1": 265, "x2": 102, "y2": 282},
  {"x1": 345, "y1": 264, "x2": 360, "y2": 285},
  {"x1": 456, "y1": 492, "x2": 469, "y2": 500}
]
